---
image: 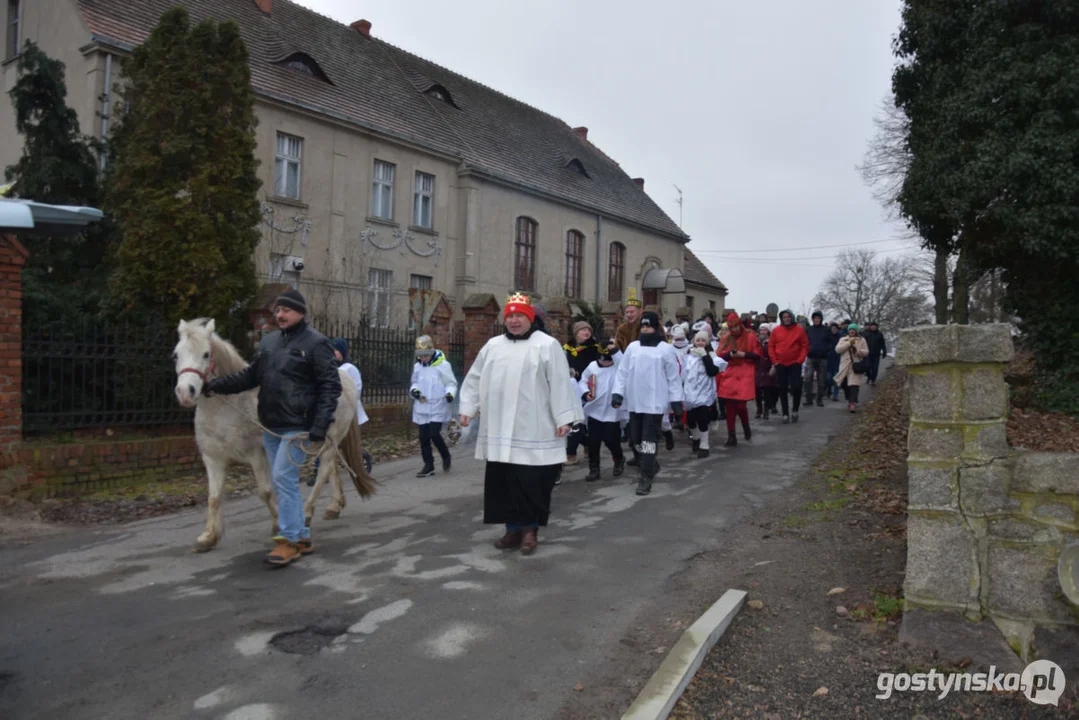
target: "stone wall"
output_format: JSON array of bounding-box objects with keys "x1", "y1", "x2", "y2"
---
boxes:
[{"x1": 899, "y1": 323, "x2": 1079, "y2": 660}]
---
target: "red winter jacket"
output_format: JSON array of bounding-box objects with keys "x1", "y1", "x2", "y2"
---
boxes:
[{"x1": 769, "y1": 323, "x2": 810, "y2": 367}]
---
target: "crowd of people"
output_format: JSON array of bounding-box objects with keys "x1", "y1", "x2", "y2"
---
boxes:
[{"x1": 206, "y1": 287, "x2": 888, "y2": 565}]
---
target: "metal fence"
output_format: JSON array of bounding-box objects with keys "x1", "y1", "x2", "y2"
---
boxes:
[
  {"x1": 22, "y1": 316, "x2": 192, "y2": 436},
  {"x1": 21, "y1": 315, "x2": 469, "y2": 435}
]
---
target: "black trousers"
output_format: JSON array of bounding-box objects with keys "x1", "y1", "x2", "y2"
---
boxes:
[
  {"x1": 755, "y1": 387, "x2": 778, "y2": 414},
  {"x1": 628, "y1": 412, "x2": 663, "y2": 481},
  {"x1": 419, "y1": 422, "x2": 450, "y2": 466},
  {"x1": 686, "y1": 405, "x2": 711, "y2": 432},
  {"x1": 843, "y1": 381, "x2": 861, "y2": 404},
  {"x1": 868, "y1": 354, "x2": 882, "y2": 382},
  {"x1": 775, "y1": 363, "x2": 803, "y2": 415},
  {"x1": 567, "y1": 423, "x2": 588, "y2": 457},
  {"x1": 586, "y1": 417, "x2": 624, "y2": 469},
  {"x1": 804, "y1": 357, "x2": 828, "y2": 401}
]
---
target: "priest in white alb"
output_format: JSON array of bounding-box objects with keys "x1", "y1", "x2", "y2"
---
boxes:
[{"x1": 458, "y1": 292, "x2": 584, "y2": 556}]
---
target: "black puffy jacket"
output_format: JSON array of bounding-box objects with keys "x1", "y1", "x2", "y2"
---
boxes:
[
  {"x1": 209, "y1": 320, "x2": 342, "y2": 436},
  {"x1": 806, "y1": 323, "x2": 837, "y2": 360}
]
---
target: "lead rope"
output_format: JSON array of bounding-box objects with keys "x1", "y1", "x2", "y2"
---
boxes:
[{"x1": 212, "y1": 394, "x2": 358, "y2": 481}]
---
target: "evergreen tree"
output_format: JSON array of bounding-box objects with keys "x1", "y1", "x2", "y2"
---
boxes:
[
  {"x1": 106, "y1": 7, "x2": 261, "y2": 333},
  {"x1": 893, "y1": 1, "x2": 1079, "y2": 413},
  {"x1": 5, "y1": 41, "x2": 107, "y2": 322}
]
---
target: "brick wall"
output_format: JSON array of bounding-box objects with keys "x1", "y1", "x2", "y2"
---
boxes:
[
  {"x1": 0, "y1": 235, "x2": 27, "y2": 454},
  {"x1": 462, "y1": 293, "x2": 500, "y2": 374}
]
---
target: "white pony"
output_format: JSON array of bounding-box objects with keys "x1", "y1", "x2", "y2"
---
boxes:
[{"x1": 173, "y1": 318, "x2": 375, "y2": 552}]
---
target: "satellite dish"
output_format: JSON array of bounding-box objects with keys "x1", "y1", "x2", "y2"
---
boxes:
[{"x1": 766, "y1": 303, "x2": 779, "y2": 319}]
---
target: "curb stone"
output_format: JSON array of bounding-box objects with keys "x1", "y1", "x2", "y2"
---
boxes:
[{"x1": 621, "y1": 588, "x2": 748, "y2": 720}]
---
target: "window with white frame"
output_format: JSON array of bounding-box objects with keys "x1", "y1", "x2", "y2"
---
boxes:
[
  {"x1": 6, "y1": 1, "x2": 20, "y2": 60},
  {"x1": 371, "y1": 160, "x2": 395, "y2": 220},
  {"x1": 408, "y1": 274, "x2": 433, "y2": 329},
  {"x1": 413, "y1": 171, "x2": 434, "y2": 228},
  {"x1": 367, "y1": 268, "x2": 394, "y2": 328},
  {"x1": 274, "y1": 133, "x2": 303, "y2": 200}
]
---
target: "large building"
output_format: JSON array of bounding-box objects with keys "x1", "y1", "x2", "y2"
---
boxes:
[{"x1": 0, "y1": 0, "x2": 727, "y2": 327}]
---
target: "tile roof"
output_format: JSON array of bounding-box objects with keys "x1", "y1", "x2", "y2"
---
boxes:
[
  {"x1": 683, "y1": 249, "x2": 727, "y2": 293},
  {"x1": 76, "y1": 0, "x2": 689, "y2": 241}
]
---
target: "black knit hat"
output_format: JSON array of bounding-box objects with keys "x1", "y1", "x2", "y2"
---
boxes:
[
  {"x1": 640, "y1": 311, "x2": 661, "y2": 329},
  {"x1": 275, "y1": 288, "x2": 307, "y2": 315}
]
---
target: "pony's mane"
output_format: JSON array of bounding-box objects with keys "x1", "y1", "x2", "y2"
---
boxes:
[{"x1": 181, "y1": 318, "x2": 249, "y2": 375}]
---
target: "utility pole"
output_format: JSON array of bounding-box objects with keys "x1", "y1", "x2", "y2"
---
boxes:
[{"x1": 673, "y1": 184, "x2": 683, "y2": 228}]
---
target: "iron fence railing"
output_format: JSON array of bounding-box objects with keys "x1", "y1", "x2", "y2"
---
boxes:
[{"x1": 22, "y1": 316, "x2": 192, "y2": 435}]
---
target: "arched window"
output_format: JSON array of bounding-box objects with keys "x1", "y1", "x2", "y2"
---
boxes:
[
  {"x1": 514, "y1": 217, "x2": 537, "y2": 291},
  {"x1": 565, "y1": 230, "x2": 584, "y2": 298},
  {"x1": 608, "y1": 242, "x2": 625, "y2": 302}
]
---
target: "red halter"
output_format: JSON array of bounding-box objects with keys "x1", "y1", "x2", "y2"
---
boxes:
[{"x1": 178, "y1": 350, "x2": 216, "y2": 386}]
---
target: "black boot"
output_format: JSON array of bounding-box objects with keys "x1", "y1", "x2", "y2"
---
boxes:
[
  {"x1": 725, "y1": 432, "x2": 737, "y2": 447},
  {"x1": 664, "y1": 430, "x2": 675, "y2": 451},
  {"x1": 743, "y1": 422, "x2": 752, "y2": 441},
  {"x1": 635, "y1": 478, "x2": 652, "y2": 496},
  {"x1": 613, "y1": 456, "x2": 626, "y2": 477},
  {"x1": 691, "y1": 437, "x2": 700, "y2": 453},
  {"x1": 585, "y1": 467, "x2": 601, "y2": 482},
  {"x1": 442, "y1": 454, "x2": 452, "y2": 472},
  {"x1": 416, "y1": 464, "x2": 436, "y2": 478},
  {"x1": 627, "y1": 448, "x2": 640, "y2": 467}
]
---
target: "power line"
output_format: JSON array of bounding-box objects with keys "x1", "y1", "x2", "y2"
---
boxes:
[
  {"x1": 692, "y1": 238, "x2": 913, "y2": 254},
  {"x1": 708, "y1": 258, "x2": 835, "y2": 268}
]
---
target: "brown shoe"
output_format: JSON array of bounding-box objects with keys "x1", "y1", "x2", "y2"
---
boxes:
[
  {"x1": 265, "y1": 538, "x2": 301, "y2": 566},
  {"x1": 564, "y1": 455, "x2": 579, "y2": 466},
  {"x1": 297, "y1": 537, "x2": 314, "y2": 555},
  {"x1": 494, "y1": 530, "x2": 523, "y2": 550},
  {"x1": 520, "y1": 528, "x2": 538, "y2": 555}
]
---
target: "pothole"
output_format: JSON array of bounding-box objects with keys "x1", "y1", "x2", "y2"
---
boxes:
[{"x1": 269, "y1": 621, "x2": 350, "y2": 656}]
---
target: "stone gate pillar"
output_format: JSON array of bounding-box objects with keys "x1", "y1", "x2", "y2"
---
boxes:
[
  {"x1": 899, "y1": 324, "x2": 1014, "y2": 619},
  {"x1": 462, "y1": 293, "x2": 500, "y2": 374}
]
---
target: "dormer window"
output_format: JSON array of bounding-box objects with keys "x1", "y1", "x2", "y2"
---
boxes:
[
  {"x1": 567, "y1": 158, "x2": 590, "y2": 178},
  {"x1": 276, "y1": 53, "x2": 331, "y2": 83},
  {"x1": 425, "y1": 84, "x2": 458, "y2": 108}
]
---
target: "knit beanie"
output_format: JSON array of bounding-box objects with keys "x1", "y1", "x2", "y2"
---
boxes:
[
  {"x1": 572, "y1": 320, "x2": 593, "y2": 338},
  {"x1": 329, "y1": 338, "x2": 349, "y2": 361},
  {"x1": 693, "y1": 330, "x2": 712, "y2": 346},
  {"x1": 275, "y1": 288, "x2": 307, "y2": 315},
  {"x1": 847, "y1": 323, "x2": 861, "y2": 332},
  {"x1": 671, "y1": 325, "x2": 687, "y2": 340},
  {"x1": 640, "y1": 311, "x2": 661, "y2": 331}
]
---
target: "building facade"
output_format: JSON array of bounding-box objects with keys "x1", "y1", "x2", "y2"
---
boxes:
[{"x1": 1, "y1": 0, "x2": 726, "y2": 327}]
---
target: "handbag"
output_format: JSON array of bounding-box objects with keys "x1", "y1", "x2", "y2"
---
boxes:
[{"x1": 850, "y1": 346, "x2": 868, "y2": 374}]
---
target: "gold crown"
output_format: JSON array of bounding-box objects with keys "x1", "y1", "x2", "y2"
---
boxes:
[
  {"x1": 415, "y1": 335, "x2": 434, "y2": 354},
  {"x1": 505, "y1": 291, "x2": 532, "y2": 307},
  {"x1": 625, "y1": 287, "x2": 642, "y2": 307}
]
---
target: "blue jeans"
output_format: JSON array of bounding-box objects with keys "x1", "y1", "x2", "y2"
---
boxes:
[{"x1": 262, "y1": 430, "x2": 311, "y2": 543}]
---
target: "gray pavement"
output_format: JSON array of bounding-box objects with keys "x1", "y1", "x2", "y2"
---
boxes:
[{"x1": 1, "y1": 383, "x2": 878, "y2": 720}]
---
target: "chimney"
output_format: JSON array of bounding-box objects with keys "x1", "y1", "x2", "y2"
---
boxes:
[
  {"x1": 253, "y1": 0, "x2": 271, "y2": 14},
  {"x1": 351, "y1": 19, "x2": 372, "y2": 37},
  {"x1": 573, "y1": 126, "x2": 588, "y2": 141},
  {"x1": 632, "y1": 178, "x2": 645, "y2": 190}
]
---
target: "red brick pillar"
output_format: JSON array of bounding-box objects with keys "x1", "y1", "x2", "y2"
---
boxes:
[
  {"x1": 462, "y1": 293, "x2": 500, "y2": 374},
  {"x1": 545, "y1": 297, "x2": 571, "y2": 344},
  {"x1": 0, "y1": 234, "x2": 27, "y2": 453},
  {"x1": 422, "y1": 296, "x2": 454, "y2": 353},
  {"x1": 600, "y1": 301, "x2": 622, "y2": 343}
]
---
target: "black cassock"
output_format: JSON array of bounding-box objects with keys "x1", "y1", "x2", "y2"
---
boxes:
[{"x1": 483, "y1": 461, "x2": 562, "y2": 526}]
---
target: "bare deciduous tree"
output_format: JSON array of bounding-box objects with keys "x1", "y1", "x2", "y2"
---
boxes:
[{"x1": 812, "y1": 248, "x2": 932, "y2": 332}]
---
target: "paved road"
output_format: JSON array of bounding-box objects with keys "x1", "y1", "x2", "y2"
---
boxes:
[{"x1": 1, "y1": 382, "x2": 881, "y2": 720}]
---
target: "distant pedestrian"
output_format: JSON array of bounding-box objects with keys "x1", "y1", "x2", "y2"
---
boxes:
[
  {"x1": 410, "y1": 335, "x2": 457, "y2": 477},
  {"x1": 861, "y1": 321, "x2": 887, "y2": 385},
  {"x1": 768, "y1": 309, "x2": 810, "y2": 423},
  {"x1": 459, "y1": 293, "x2": 582, "y2": 555},
  {"x1": 563, "y1": 321, "x2": 603, "y2": 465},
  {"x1": 825, "y1": 322, "x2": 842, "y2": 401},
  {"x1": 804, "y1": 310, "x2": 836, "y2": 407},
  {"x1": 612, "y1": 311, "x2": 683, "y2": 496},
  {"x1": 579, "y1": 345, "x2": 626, "y2": 481},
  {"x1": 755, "y1": 325, "x2": 777, "y2": 420},
  {"x1": 683, "y1": 331, "x2": 723, "y2": 458},
  {"x1": 835, "y1": 323, "x2": 870, "y2": 412},
  {"x1": 717, "y1": 313, "x2": 762, "y2": 447}
]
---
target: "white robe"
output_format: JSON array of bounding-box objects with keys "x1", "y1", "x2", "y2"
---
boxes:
[
  {"x1": 578, "y1": 359, "x2": 627, "y2": 423},
  {"x1": 459, "y1": 330, "x2": 584, "y2": 465},
  {"x1": 612, "y1": 339, "x2": 683, "y2": 415},
  {"x1": 682, "y1": 350, "x2": 721, "y2": 409},
  {"x1": 339, "y1": 363, "x2": 369, "y2": 425}
]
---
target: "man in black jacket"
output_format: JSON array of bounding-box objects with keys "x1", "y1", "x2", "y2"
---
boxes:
[
  {"x1": 862, "y1": 321, "x2": 888, "y2": 385},
  {"x1": 803, "y1": 310, "x2": 835, "y2": 407},
  {"x1": 207, "y1": 289, "x2": 342, "y2": 566}
]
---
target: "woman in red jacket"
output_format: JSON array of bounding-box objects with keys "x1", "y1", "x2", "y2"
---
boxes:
[
  {"x1": 768, "y1": 309, "x2": 810, "y2": 424},
  {"x1": 716, "y1": 313, "x2": 762, "y2": 447}
]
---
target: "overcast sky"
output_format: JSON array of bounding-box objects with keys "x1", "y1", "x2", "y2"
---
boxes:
[{"x1": 298, "y1": 0, "x2": 910, "y2": 314}]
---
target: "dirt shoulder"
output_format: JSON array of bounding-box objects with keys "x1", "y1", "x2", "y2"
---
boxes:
[{"x1": 670, "y1": 369, "x2": 1073, "y2": 719}]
